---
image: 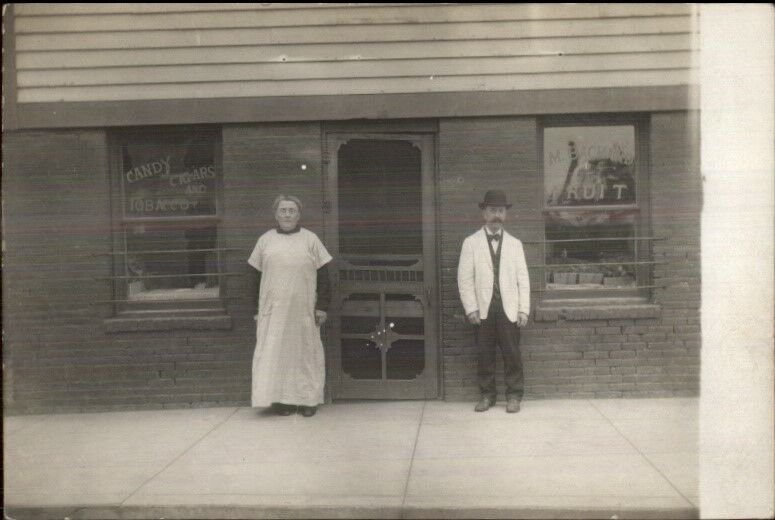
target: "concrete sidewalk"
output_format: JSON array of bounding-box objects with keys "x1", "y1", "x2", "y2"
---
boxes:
[{"x1": 4, "y1": 398, "x2": 699, "y2": 519}]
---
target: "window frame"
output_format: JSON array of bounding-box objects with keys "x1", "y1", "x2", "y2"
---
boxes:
[
  {"x1": 538, "y1": 113, "x2": 652, "y2": 302},
  {"x1": 108, "y1": 125, "x2": 226, "y2": 317}
]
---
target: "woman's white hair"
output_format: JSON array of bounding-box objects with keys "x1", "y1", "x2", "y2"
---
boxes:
[{"x1": 272, "y1": 194, "x2": 303, "y2": 214}]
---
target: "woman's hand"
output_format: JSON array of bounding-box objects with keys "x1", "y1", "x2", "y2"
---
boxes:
[{"x1": 315, "y1": 310, "x2": 328, "y2": 326}]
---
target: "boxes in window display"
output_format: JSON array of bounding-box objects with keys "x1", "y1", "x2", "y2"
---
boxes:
[
  {"x1": 553, "y1": 272, "x2": 578, "y2": 285},
  {"x1": 578, "y1": 273, "x2": 604, "y2": 284},
  {"x1": 603, "y1": 275, "x2": 635, "y2": 287},
  {"x1": 548, "y1": 260, "x2": 635, "y2": 289},
  {"x1": 551, "y1": 271, "x2": 606, "y2": 288}
]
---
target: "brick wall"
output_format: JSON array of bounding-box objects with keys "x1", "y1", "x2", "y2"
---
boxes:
[
  {"x1": 3, "y1": 123, "x2": 324, "y2": 413},
  {"x1": 438, "y1": 117, "x2": 544, "y2": 400},
  {"x1": 219, "y1": 121, "x2": 324, "y2": 393},
  {"x1": 646, "y1": 111, "x2": 702, "y2": 394},
  {"x1": 3, "y1": 129, "x2": 115, "y2": 413},
  {"x1": 437, "y1": 113, "x2": 701, "y2": 400},
  {"x1": 3, "y1": 113, "x2": 700, "y2": 412}
]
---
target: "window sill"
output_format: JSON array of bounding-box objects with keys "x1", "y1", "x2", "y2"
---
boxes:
[
  {"x1": 534, "y1": 299, "x2": 661, "y2": 321},
  {"x1": 103, "y1": 313, "x2": 232, "y2": 333}
]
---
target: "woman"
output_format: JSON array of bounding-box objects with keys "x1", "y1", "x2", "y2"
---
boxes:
[{"x1": 248, "y1": 195, "x2": 332, "y2": 417}]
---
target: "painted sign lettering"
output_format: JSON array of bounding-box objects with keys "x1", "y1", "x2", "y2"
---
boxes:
[
  {"x1": 122, "y1": 136, "x2": 218, "y2": 217},
  {"x1": 125, "y1": 156, "x2": 171, "y2": 184},
  {"x1": 544, "y1": 126, "x2": 636, "y2": 207},
  {"x1": 123, "y1": 161, "x2": 215, "y2": 216}
]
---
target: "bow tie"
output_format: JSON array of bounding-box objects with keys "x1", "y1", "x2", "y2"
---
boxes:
[{"x1": 488, "y1": 234, "x2": 500, "y2": 242}]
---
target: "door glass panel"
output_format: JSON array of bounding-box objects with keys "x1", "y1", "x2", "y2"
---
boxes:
[
  {"x1": 341, "y1": 317, "x2": 380, "y2": 335},
  {"x1": 341, "y1": 293, "x2": 382, "y2": 380},
  {"x1": 337, "y1": 139, "x2": 422, "y2": 255},
  {"x1": 386, "y1": 340, "x2": 425, "y2": 380},
  {"x1": 386, "y1": 317, "x2": 424, "y2": 335},
  {"x1": 342, "y1": 339, "x2": 382, "y2": 380},
  {"x1": 385, "y1": 297, "x2": 425, "y2": 380}
]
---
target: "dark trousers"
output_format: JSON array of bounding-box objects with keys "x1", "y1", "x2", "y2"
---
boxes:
[{"x1": 475, "y1": 298, "x2": 524, "y2": 402}]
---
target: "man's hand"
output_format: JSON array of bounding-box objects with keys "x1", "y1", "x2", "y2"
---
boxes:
[
  {"x1": 467, "y1": 311, "x2": 481, "y2": 325},
  {"x1": 516, "y1": 312, "x2": 528, "y2": 327},
  {"x1": 315, "y1": 310, "x2": 328, "y2": 327}
]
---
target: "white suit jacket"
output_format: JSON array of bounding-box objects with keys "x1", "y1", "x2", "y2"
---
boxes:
[{"x1": 457, "y1": 227, "x2": 530, "y2": 322}]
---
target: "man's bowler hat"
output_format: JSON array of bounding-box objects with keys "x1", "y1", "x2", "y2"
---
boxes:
[{"x1": 478, "y1": 190, "x2": 512, "y2": 209}]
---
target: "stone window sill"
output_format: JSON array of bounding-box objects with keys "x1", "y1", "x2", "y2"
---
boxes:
[
  {"x1": 104, "y1": 314, "x2": 232, "y2": 333},
  {"x1": 534, "y1": 300, "x2": 661, "y2": 321}
]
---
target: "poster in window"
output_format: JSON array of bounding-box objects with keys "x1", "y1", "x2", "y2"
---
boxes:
[
  {"x1": 122, "y1": 133, "x2": 217, "y2": 218},
  {"x1": 544, "y1": 126, "x2": 636, "y2": 207}
]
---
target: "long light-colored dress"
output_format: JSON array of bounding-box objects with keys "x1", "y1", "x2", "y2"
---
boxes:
[{"x1": 247, "y1": 228, "x2": 333, "y2": 407}]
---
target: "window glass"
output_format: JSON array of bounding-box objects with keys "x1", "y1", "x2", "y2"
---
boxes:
[
  {"x1": 544, "y1": 126, "x2": 636, "y2": 207},
  {"x1": 544, "y1": 210, "x2": 638, "y2": 290},
  {"x1": 542, "y1": 123, "x2": 645, "y2": 295},
  {"x1": 125, "y1": 223, "x2": 219, "y2": 301},
  {"x1": 122, "y1": 133, "x2": 217, "y2": 218},
  {"x1": 116, "y1": 128, "x2": 221, "y2": 307}
]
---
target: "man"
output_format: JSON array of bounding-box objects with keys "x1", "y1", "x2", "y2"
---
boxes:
[{"x1": 457, "y1": 190, "x2": 530, "y2": 413}]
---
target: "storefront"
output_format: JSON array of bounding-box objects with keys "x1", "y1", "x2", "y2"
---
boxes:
[{"x1": 2, "y1": 4, "x2": 701, "y2": 412}]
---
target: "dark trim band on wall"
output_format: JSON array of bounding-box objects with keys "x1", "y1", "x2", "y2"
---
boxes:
[
  {"x1": 2, "y1": 4, "x2": 19, "y2": 130},
  {"x1": 10, "y1": 85, "x2": 698, "y2": 130}
]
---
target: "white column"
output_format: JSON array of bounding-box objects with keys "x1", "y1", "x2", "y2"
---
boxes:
[{"x1": 700, "y1": 4, "x2": 774, "y2": 519}]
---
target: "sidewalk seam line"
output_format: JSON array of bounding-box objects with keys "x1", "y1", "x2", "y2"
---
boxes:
[
  {"x1": 119, "y1": 406, "x2": 241, "y2": 506},
  {"x1": 400, "y1": 400, "x2": 426, "y2": 510},
  {"x1": 587, "y1": 400, "x2": 697, "y2": 508}
]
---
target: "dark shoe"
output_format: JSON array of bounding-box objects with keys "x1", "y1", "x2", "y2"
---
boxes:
[
  {"x1": 474, "y1": 397, "x2": 493, "y2": 412},
  {"x1": 506, "y1": 399, "x2": 521, "y2": 414},
  {"x1": 299, "y1": 406, "x2": 317, "y2": 417},
  {"x1": 272, "y1": 403, "x2": 293, "y2": 416}
]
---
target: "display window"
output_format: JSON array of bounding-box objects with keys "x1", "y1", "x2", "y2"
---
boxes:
[
  {"x1": 541, "y1": 117, "x2": 653, "y2": 299},
  {"x1": 111, "y1": 127, "x2": 224, "y2": 312}
]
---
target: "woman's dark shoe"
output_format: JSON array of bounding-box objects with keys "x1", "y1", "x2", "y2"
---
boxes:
[
  {"x1": 299, "y1": 406, "x2": 317, "y2": 417},
  {"x1": 272, "y1": 403, "x2": 293, "y2": 416}
]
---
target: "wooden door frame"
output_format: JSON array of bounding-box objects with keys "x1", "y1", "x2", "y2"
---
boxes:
[{"x1": 322, "y1": 128, "x2": 439, "y2": 400}]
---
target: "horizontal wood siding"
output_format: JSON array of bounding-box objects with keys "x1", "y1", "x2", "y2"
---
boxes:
[{"x1": 12, "y1": 3, "x2": 699, "y2": 104}]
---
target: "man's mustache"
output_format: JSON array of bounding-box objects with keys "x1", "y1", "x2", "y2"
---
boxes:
[{"x1": 487, "y1": 217, "x2": 504, "y2": 223}]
